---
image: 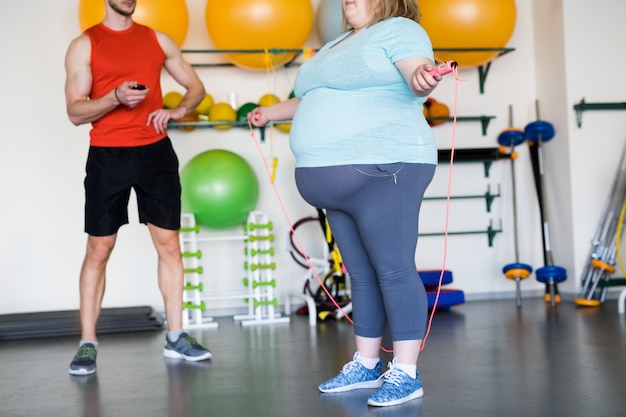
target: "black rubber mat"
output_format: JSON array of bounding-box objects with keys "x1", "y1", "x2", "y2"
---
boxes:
[{"x1": 0, "y1": 306, "x2": 164, "y2": 341}]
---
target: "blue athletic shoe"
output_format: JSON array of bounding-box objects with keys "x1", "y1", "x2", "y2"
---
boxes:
[
  {"x1": 69, "y1": 343, "x2": 97, "y2": 376},
  {"x1": 163, "y1": 332, "x2": 212, "y2": 361},
  {"x1": 319, "y1": 353, "x2": 383, "y2": 393},
  {"x1": 367, "y1": 359, "x2": 424, "y2": 407}
]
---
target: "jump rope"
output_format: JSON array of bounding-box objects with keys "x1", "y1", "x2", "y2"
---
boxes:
[{"x1": 247, "y1": 57, "x2": 463, "y2": 353}]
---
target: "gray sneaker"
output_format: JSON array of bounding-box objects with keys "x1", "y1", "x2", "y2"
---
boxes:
[
  {"x1": 163, "y1": 332, "x2": 212, "y2": 361},
  {"x1": 69, "y1": 343, "x2": 97, "y2": 376}
]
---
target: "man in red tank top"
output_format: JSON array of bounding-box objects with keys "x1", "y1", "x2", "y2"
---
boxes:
[{"x1": 64, "y1": 0, "x2": 211, "y2": 376}]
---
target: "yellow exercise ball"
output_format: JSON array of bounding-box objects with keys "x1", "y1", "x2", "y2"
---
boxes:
[
  {"x1": 209, "y1": 102, "x2": 237, "y2": 130},
  {"x1": 258, "y1": 94, "x2": 290, "y2": 133},
  {"x1": 77, "y1": 0, "x2": 189, "y2": 47},
  {"x1": 419, "y1": 0, "x2": 516, "y2": 69},
  {"x1": 258, "y1": 93, "x2": 280, "y2": 107},
  {"x1": 205, "y1": 0, "x2": 314, "y2": 70},
  {"x1": 195, "y1": 93, "x2": 215, "y2": 116},
  {"x1": 163, "y1": 91, "x2": 184, "y2": 109}
]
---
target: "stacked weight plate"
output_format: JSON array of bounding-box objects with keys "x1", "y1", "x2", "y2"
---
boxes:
[{"x1": 0, "y1": 306, "x2": 164, "y2": 341}]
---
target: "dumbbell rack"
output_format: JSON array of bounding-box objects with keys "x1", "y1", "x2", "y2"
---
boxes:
[
  {"x1": 236, "y1": 211, "x2": 290, "y2": 326},
  {"x1": 180, "y1": 213, "x2": 216, "y2": 329},
  {"x1": 179, "y1": 211, "x2": 289, "y2": 328}
]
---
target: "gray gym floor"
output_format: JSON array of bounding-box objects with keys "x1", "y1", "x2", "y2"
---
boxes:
[{"x1": 2, "y1": 298, "x2": 625, "y2": 417}]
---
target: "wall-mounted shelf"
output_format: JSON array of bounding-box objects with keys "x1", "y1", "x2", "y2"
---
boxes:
[
  {"x1": 169, "y1": 120, "x2": 277, "y2": 140},
  {"x1": 182, "y1": 47, "x2": 515, "y2": 93},
  {"x1": 170, "y1": 116, "x2": 497, "y2": 141},
  {"x1": 573, "y1": 98, "x2": 626, "y2": 127},
  {"x1": 438, "y1": 147, "x2": 512, "y2": 177},
  {"x1": 182, "y1": 48, "x2": 312, "y2": 68},
  {"x1": 420, "y1": 219, "x2": 502, "y2": 247},
  {"x1": 427, "y1": 115, "x2": 496, "y2": 136},
  {"x1": 433, "y1": 47, "x2": 515, "y2": 93},
  {"x1": 424, "y1": 184, "x2": 500, "y2": 212}
]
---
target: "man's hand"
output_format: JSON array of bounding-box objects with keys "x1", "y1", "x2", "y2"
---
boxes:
[
  {"x1": 115, "y1": 81, "x2": 150, "y2": 108},
  {"x1": 147, "y1": 107, "x2": 186, "y2": 135}
]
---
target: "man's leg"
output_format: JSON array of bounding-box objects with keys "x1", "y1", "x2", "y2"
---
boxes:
[
  {"x1": 147, "y1": 223, "x2": 183, "y2": 331},
  {"x1": 70, "y1": 234, "x2": 116, "y2": 375},
  {"x1": 148, "y1": 223, "x2": 212, "y2": 361},
  {"x1": 80, "y1": 234, "x2": 116, "y2": 341}
]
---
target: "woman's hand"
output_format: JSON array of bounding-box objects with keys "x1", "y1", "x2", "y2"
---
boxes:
[
  {"x1": 248, "y1": 97, "x2": 301, "y2": 127},
  {"x1": 412, "y1": 63, "x2": 442, "y2": 94},
  {"x1": 248, "y1": 107, "x2": 269, "y2": 127}
]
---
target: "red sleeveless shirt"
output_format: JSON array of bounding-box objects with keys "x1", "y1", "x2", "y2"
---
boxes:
[{"x1": 85, "y1": 23, "x2": 165, "y2": 147}]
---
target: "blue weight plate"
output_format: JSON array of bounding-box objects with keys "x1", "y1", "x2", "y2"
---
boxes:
[
  {"x1": 525, "y1": 120, "x2": 555, "y2": 143},
  {"x1": 497, "y1": 129, "x2": 525, "y2": 147},
  {"x1": 503, "y1": 263, "x2": 533, "y2": 274}
]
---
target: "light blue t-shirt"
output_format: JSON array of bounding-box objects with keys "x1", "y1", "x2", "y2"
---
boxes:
[{"x1": 290, "y1": 17, "x2": 438, "y2": 168}]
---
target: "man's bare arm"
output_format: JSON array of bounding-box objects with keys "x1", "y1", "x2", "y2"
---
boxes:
[{"x1": 64, "y1": 34, "x2": 120, "y2": 126}]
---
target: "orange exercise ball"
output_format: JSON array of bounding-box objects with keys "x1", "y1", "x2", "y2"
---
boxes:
[
  {"x1": 419, "y1": 0, "x2": 516, "y2": 68},
  {"x1": 77, "y1": 0, "x2": 189, "y2": 47},
  {"x1": 205, "y1": 0, "x2": 314, "y2": 70}
]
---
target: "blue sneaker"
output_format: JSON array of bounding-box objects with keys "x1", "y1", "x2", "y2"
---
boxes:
[
  {"x1": 163, "y1": 332, "x2": 212, "y2": 361},
  {"x1": 69, "y1": 343, "x2": 97, "y2": 376},
  {"x1": 319, "y1": 353, "x2": 383, "y2": 393},
  {"x1": 367, "y1": 359, "x2": 424, "y2": 407}
]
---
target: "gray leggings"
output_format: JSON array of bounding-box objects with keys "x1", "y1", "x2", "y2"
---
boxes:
[{"x1": 295, "y1": 163, "x2": 436, "y2": 341}]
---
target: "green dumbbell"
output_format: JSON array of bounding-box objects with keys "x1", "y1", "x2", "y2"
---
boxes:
[
  {"x1": 184, "y1": 282, "x2": 203, "y2": 292},
  {"x1": 253, "y1": 298, "x2": 279, "y2": 308},
  {"x1": 182, "y1": 250, "x2": 202, "y2": 259},
  {"x1": 184, "y1": 266, "x2": 203, "y2": 274},
  {"x1": 182, "y1": 301, "x2": 206, "y2": 311},
  {"x1": 252, "y1": 279, "x2": 277, "y2": 289},
  {"x1": 179, "y1": 225, "x2": 200, "y2": 233}
]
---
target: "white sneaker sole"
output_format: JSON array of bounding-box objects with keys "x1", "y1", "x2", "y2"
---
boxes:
[
  {"x1": 163, "y1": 349, "x2": 212, "y2": 361},
  {"x1": 367, "y1": 387, "x2": 424, "y2": 407},
  {"x1": 319, "y1": 379, "x2": 383, "y2": 393},
  {"x1": 68, "y1": 366, "x2": 96, "y2": 376}
]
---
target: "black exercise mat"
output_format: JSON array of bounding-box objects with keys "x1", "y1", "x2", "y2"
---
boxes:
[{"x1": 0, "y1": 306, "x2": 164, "y2": 341}]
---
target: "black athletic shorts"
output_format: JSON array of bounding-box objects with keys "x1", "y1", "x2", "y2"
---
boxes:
[{"x1": 84, "y1": 137, "x2": 181, "y2": 236}]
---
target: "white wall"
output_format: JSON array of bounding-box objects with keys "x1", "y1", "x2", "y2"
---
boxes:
[
  {"x1": 560, "y1": 0, "x2": 626, "y2": 295},
  {"x1": 1, "y1": 0, "x2": 624, "y2": 316}
]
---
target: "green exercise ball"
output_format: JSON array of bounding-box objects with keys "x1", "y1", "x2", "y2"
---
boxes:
[{"x1": 181, "y1": 150, "x2": 260, "y2": 229}]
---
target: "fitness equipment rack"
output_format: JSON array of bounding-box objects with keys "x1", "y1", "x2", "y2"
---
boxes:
[
  {"x1": 180, "y1": 213, "x2": 216, "y2": 328},
  {"x1": 285, "y1": 210, "x2": 352, "y2": 326},
  {"x1": 179, "y1": 211, "x2": 289, "y2": 328},
  {"x1": 525, "y1": 101, "x2": 567, "y2": 307},
  {"x1": 498, "y1": 105, "x2": 533, "y2": 308},
  {"x1": 237, "y1": 211, "x2": 290, "y2": 326},
  {"x1": 576, "y1": 141, "x2": 626, "y2": 307}
]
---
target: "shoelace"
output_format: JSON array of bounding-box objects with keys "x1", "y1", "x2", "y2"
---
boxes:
[
  {"x1": 76, "y1": 345, "x2": 96, "y2": 359},
  {"x1": 184, "y1": 335, "x2": 201, "y2": 347},
  {"x1": 380, "y1": 368, "x2": 404, "y2": 386},
  {"x1": 341, "y1": 360, "x2": 359, "y2": 374}
]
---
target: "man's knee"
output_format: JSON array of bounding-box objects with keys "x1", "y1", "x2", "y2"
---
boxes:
[
  {"x1": 85, "y1": 235, "x2": 116, "y2": 264},
  {"x1": 150, "y1": 227, "x2": 181, "y2": 259}
]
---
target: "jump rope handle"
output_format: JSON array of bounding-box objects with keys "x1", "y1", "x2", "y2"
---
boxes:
[{"x1": 428, "y1": 60, "x2": 458, "y2": 77}]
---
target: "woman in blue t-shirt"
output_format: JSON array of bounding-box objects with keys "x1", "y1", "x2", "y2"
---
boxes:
[{"x1": 250, "y1": 0, "x2": 443, "y2": 407}]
